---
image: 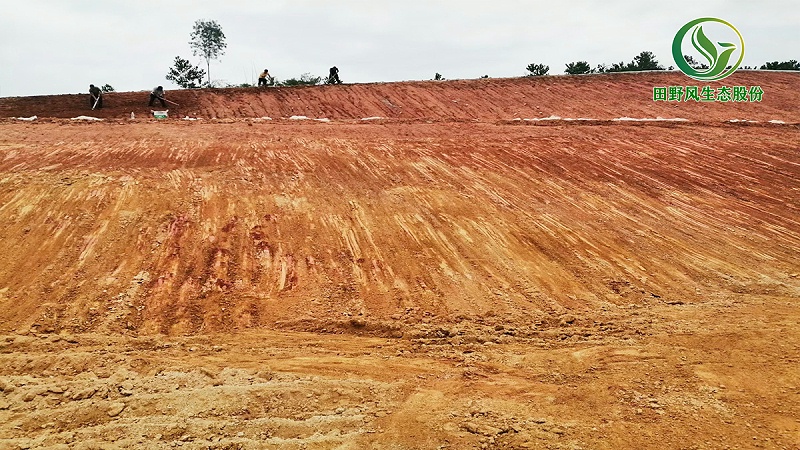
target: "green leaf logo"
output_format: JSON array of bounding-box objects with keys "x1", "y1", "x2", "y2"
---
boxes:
[{"x1": 673, "y1": 18, "x2": 745, "y2": 81}]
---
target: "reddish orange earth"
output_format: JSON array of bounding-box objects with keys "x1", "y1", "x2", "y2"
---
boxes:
[{"x1": 0, "y1": 72, "x2": 798, "y2": 449}]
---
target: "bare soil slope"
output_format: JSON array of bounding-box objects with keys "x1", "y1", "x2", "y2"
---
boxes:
[
  {"x1": 1, "y1": 71, "x2": 798, "y2": 123},
  {"x1": 0, "y1": 73, "x2": 798, "y2": 449}
]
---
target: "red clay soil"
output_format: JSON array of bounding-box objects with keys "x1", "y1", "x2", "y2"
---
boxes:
[
  {"x1": 0, "y1": 72, "x2": 798, "y2": 449},
  {"x1": 1, "y1": 71, "x2": 798, "y2": 123}
]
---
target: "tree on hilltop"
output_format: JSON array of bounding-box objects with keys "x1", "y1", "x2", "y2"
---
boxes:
[
  {"x1": 565, "y1": 61, "x2": 593, "y2": 75},
  {"x1": 630, "y1": 51, "x2": 664, "y2": 70},
  {"x1": 525, "y1": 63, "x2": 549, "y2": 76},
  {"x1": 605, "y1": 51, "x2": 664, "y2": 72},
  {"x1": 190, "y1": 19, "x2": 227, "y2": 84},
  {"x1": 166, "y1": 56, "x2": 207, "y2": 88}
]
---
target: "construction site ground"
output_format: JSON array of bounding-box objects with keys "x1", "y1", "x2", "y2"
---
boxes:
[{"x1": 0, "y1": 71, "x2": 798, "y2": 449}]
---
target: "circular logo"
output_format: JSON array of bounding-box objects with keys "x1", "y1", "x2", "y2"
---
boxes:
[{"x1": 672, "y1": 18, "x2": 745, "y2": 81}]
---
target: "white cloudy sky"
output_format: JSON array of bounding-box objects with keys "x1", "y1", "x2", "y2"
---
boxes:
[{"x1": 0, "y1": 0, "x2": 797, "y2": 97}]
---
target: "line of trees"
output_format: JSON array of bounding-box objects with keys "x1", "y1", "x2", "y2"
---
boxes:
[
  {"x1": 527, "y1": 51, "x2": 800, "y2": 77},
  {"x1": 760, "y1": 60, "x2": 800, "y2": 70},
  {"x1": 529, "y1": 51, "x2": 667, "y2": 76}
]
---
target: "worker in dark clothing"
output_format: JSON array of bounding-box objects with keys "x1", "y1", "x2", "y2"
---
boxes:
[
  {"x1": 258, "y1": 69, "x2": 274, "y2": 87},
  {"x1": 327, "y1": 66, "x2": 342, "y2": 84},
  {"x1": 148, "y1": 86, "x2": 167, "y2": 107},
  {"x1": 89, "y1": 84, "x2": 103, "y2": 109}
]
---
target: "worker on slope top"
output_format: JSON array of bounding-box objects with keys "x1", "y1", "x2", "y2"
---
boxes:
[
  {"x1": 327, "y1": 66, "x2": 342, "y2": 85},
  {"x1": 89, "y1": 84, "x2": 103, "y2": 109},
  {"x1": 258, "y1": 69, "x2": 274, "y2": 87},
  {"x1": 148, "y1": 86, "x2": 167, "y2": 107}
]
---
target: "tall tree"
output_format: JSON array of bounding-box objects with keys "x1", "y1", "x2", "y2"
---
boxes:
[{"x1": 189, "y1": 19, "x2": 227, "y2": 84}]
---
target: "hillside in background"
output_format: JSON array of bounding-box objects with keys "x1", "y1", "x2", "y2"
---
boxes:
[{"x1": 1, "y1": 71, "x2": 798, "y2": 123}]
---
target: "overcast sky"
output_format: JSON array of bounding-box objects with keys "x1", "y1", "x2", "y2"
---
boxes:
[{"x1": 0, "y1": 0, "x2": 797, "y2": 97}]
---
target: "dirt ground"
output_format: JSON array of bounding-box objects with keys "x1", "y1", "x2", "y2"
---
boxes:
[
  {"x1": 2, "y1": 71, "x2": 798, "y2": 123},
  {"x1": 0, "y1": 73, "x2": 798, "y2": 449}
]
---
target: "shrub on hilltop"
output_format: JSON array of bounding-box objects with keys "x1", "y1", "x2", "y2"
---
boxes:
[
  {"x1": 525, "y1": 63, "x2": 550, "y2": 76},
  {"x1": 564, "y1": 61, "x2": 593, "y2": 74},
  {"x1": 279, "y1": 73, "x2": 323, "y2": 86}
]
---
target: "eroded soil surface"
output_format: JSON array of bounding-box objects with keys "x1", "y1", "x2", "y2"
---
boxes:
[
  {"x1": 1, "y1": 71, "x2": 798, "y2": 123},
  {"x1": 0, "y1": 73, "x2": 798, "y2": 449}
]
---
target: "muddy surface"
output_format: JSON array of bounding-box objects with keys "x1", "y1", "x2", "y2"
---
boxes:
[{"x1": 0, "y1": 73, "x2": 798, "y2": 449}]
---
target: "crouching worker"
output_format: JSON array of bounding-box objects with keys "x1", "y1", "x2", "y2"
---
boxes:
[
  {"x1": 89, "y1": 84, "x2": 103, "y2": 109},
  {"x1": 327, "y1": 66, "x2": 342, "y2": 84},
  {"x1": 258, "y1": 69, "x2": 274, "y2": 87},
  {"x1": 148, "y1": 86, "x2": 167, "y2": 107}
]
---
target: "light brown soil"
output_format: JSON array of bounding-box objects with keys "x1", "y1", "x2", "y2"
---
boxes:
[{"x1": 0, "y1": 73, "x2": 798, "y2": 449}]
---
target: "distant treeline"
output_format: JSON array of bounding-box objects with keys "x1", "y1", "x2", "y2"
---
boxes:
[{"x1": 524, "y1": 52, "x2": 800, "y2": 76}]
